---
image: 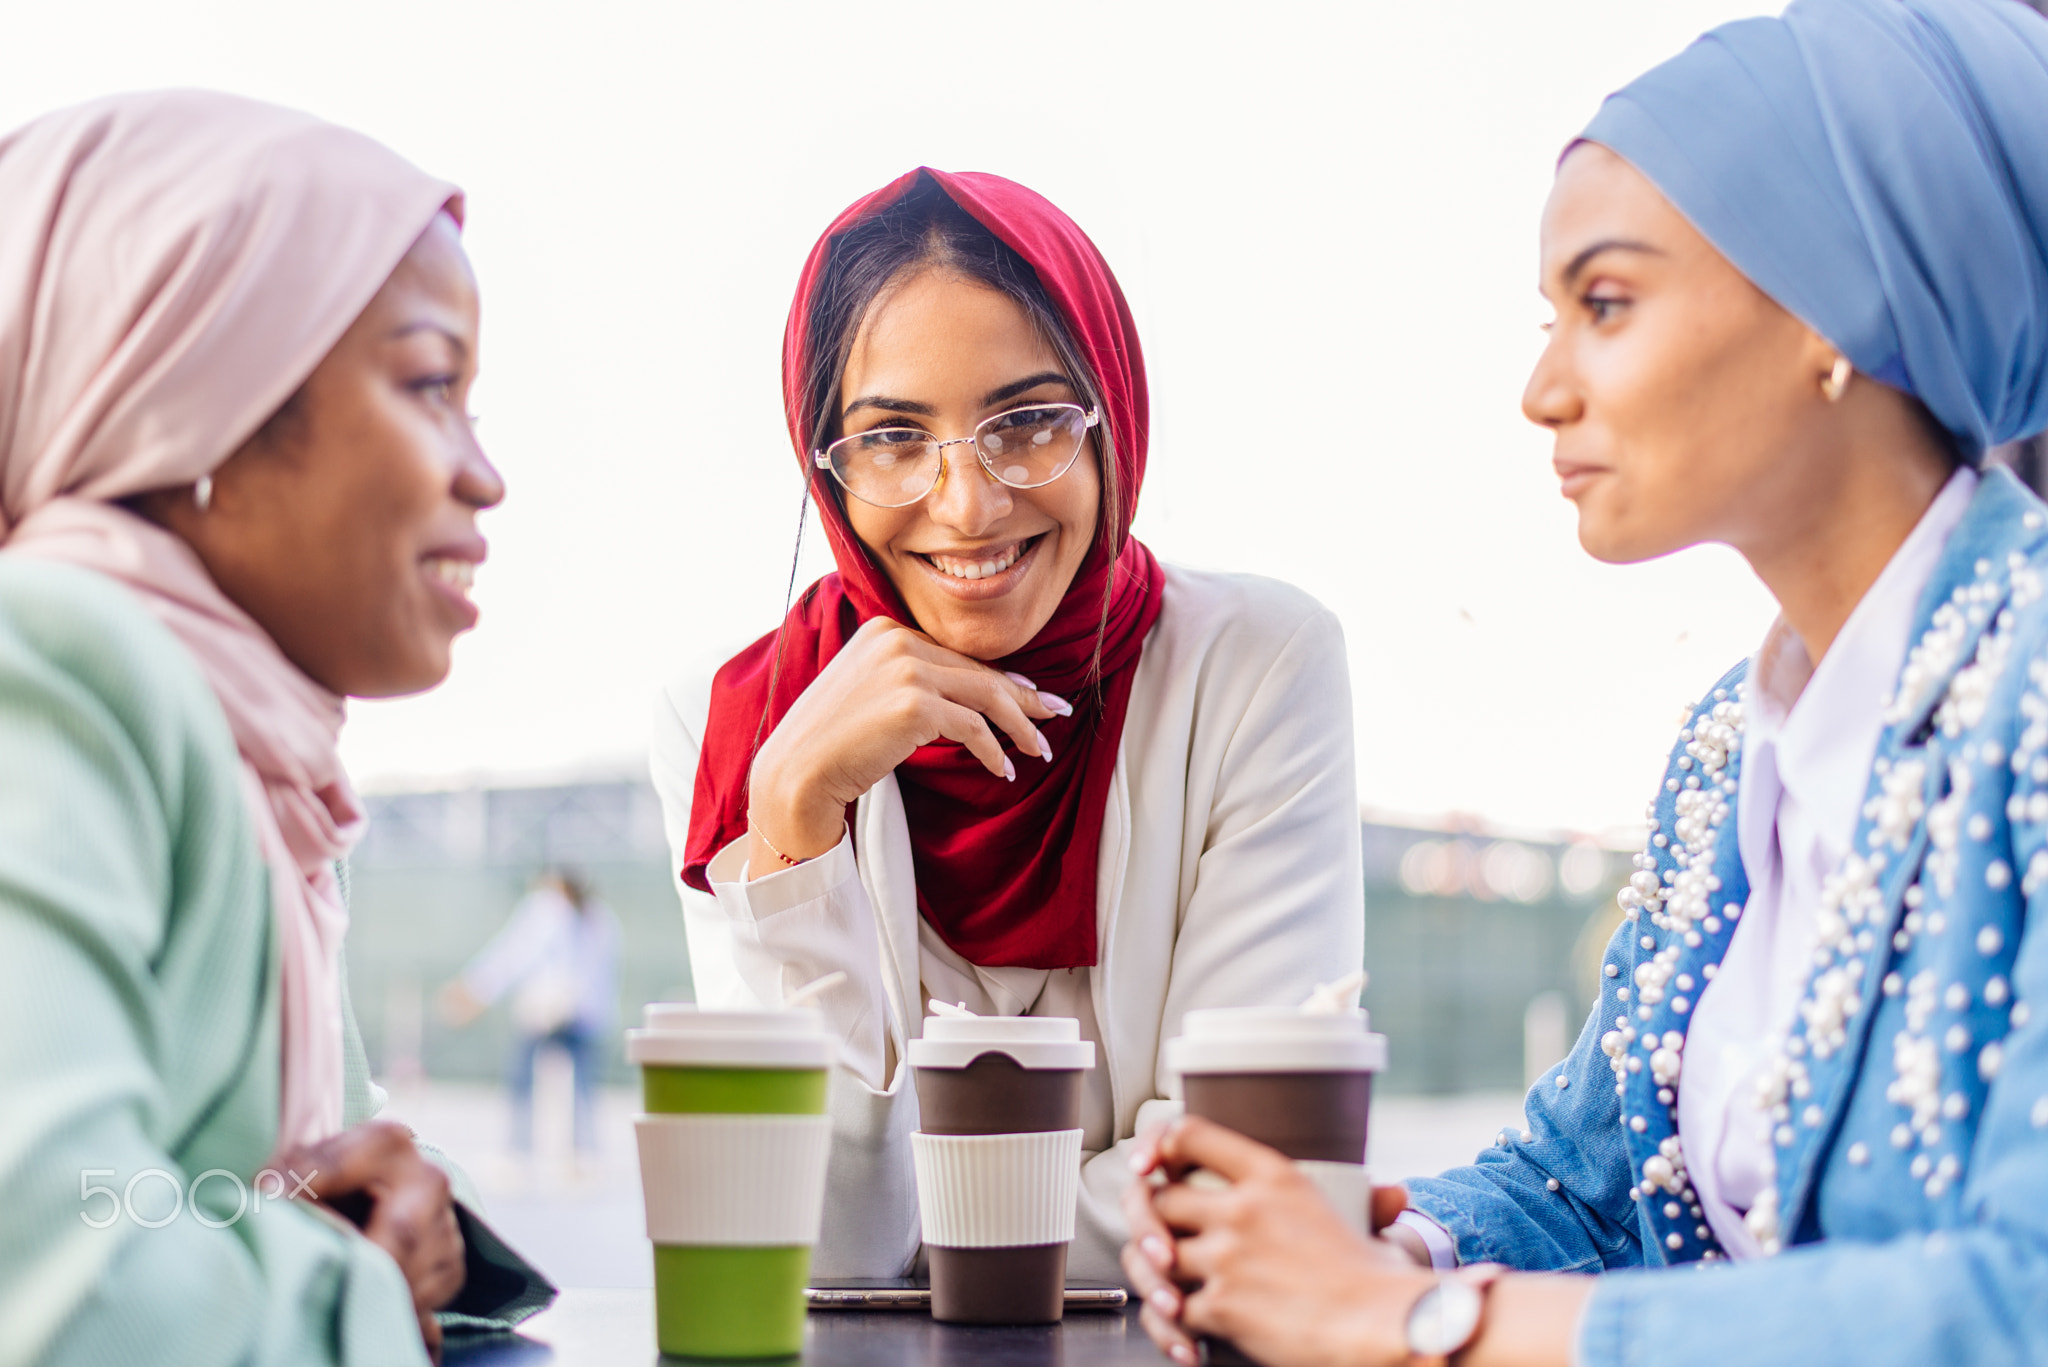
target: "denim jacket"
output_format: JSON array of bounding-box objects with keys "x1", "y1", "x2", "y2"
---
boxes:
[{"x1": 1406, "y1": 467, "x2": 2048, "y2": 1367}]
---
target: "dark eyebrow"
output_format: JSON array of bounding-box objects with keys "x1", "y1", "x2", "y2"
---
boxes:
[
  {"x1": 1559, "y1": 239, "x2": 1666, "y2": 289},
  {"x1": 841, "y1": 395, "x2": 937, "y2": 421},
  {"x1": 388, "y1": 320, "x2": 471, "y2": 360},
  {"x1": 841, "y1": 372, "x2": 1076, "y2": 423},
  {"x1": 983, "y1": 372, "x2": 1074, "y2": 408}
]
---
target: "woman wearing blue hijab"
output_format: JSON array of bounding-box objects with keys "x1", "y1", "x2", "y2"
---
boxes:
[{"x1": 1120, "y1": 1, "x2": 2048, "y2": 1363}]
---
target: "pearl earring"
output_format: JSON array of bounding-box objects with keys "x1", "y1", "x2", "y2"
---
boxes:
[
  {"x1": 1821, "y1": 355, "x2": 1853, "y2": 403},
  {"x1": 193, "y1": 474, "x2": 213, "y2": 513}
]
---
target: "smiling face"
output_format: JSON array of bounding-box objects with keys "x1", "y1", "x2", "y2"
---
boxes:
[
  {"x1": 150, "y1": 213, "x2": 503, "y2": 697},
  {"x1": 1525, "y1": 143, "x2": 1845, "y2": 564},
  {"x1": 835, "y1": 267, "x2": 1101, "y2": 660}
]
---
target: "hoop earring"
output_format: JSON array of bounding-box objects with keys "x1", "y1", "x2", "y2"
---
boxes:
[
  {"x1": 1821, "y1": 355, "x2": 1853, "y2": 403},
  {"x1": 193, "y1": 474, "x2": 213, "y2": 513}
]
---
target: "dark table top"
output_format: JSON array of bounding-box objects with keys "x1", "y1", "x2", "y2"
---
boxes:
[{"x1": 447, "y1": 1289, "x2": 1166, "y2": 1367}]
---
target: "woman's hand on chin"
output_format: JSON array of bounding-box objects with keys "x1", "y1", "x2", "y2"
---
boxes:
[
  {"x1": 1121, "y1": 1116, "x2": 1434, "y2": 1367},
  {"x1": 744, "y1": 616, "x2": 1067, "y2": 875}
]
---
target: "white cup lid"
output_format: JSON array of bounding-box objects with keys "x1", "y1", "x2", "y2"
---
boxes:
[
  {"x1": 1164, "y1": 1006, "x2": 1388, "y2": 1075},
  {"x1": 908, "y1": 1013, "x2": 1096, "y2": 1071},
  {"x1": 626, "y1": 1003, "x2": 834, "y2": 1069}
]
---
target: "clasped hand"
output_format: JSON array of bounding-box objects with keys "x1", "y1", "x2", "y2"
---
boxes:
[
  {"x1": 1120, "y1": 1115, "x2": 1436, "y2": 1367},
  {"x1": 273, "y1": 1120, "x2": 467, "y2": 1362}
]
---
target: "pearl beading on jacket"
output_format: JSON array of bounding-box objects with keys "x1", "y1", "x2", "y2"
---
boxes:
[
  {"x1": 1604, "y1": 689, "x2": 1746, "y2": 1261},
  {"x1": 1625, "y1": 535, "x2": 2045, "y2": 1261}
]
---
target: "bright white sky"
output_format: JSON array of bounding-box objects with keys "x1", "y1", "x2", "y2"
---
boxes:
[{"x1": 2, "y1": 0, "x2": 1783, "y2": 838}]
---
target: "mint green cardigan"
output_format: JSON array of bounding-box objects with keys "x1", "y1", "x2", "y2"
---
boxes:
[{"x1": 0, "y1": 558, "x2": 551, "y2": 1367}]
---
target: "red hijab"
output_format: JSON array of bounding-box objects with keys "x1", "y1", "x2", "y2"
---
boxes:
[{"x1": 682, "y1": 168, "x2": 1164, "y2": 970}]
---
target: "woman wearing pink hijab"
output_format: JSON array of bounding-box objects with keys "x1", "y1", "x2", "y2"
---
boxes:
[{"x1": 0, "y1": 91, "x2": 547, "y2": 1364}]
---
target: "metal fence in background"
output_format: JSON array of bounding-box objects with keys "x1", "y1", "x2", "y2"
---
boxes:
[
  {"x1": 342, "y1": 779, "x2": 1626, "y2": 1095},
  {"x1": 344, "y1": 779, "x2": 692, "y2": 1086},
  {"x1": 1358, "y1": 822, "x2": 1622, "y2": 1094}
]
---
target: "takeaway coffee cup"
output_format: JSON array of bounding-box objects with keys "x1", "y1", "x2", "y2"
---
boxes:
[
  {"x1": 625, "y1": 1004, "x2": 833, "y2": 1358},
  {"x1": 908, "y1": 1012, "x2": 1096, "y2": 1324},
  {"x1": 1166, "y1": 1005, "x2": 1387, "y2": 1367},
  {"x1": 1164, "y1": 1005, "x2": 1388, "y2": 1234}
]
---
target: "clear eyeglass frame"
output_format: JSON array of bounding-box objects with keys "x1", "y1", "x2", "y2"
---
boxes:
[{"x1": 812, "y1": 402, "x2": 1100, "y2": 509}]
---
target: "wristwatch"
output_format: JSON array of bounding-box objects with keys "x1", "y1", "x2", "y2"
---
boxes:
[{"x1": 1403, "y1": 1263, "x2": 1508, "y2": 1365}]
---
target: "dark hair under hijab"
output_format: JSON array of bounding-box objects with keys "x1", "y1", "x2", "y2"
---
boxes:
[{"x1": 797, "y1": 174, "x2": 1123, "y2": 576}]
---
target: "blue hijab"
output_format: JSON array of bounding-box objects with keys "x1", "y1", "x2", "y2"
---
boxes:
[{"x1": 1581, "y1": 0, "x2": 2048, "y2": 457}]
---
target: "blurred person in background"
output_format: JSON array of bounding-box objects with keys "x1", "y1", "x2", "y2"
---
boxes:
[
  {"x1": 651, "y1": 169, "x2": 1365, "y2": 1279},
  {"x1": 0, "y1": 91, "x2": 549, "y2": 1364},
  {"x1": 1122, "y1": 2, "x2": 2048, "y2": 1365},
  {"x1": 440, "y1": 867, "x2": 620, "y2": 1167}
]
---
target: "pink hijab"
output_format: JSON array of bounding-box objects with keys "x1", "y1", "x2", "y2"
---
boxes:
[{"x1": 0, "y1": 90, "x2": 459, "y2": 1148}]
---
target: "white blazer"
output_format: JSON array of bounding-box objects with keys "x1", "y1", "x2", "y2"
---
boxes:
[{"x1": 649, "y1": 565, "x2": 1365, "y2": 1279}]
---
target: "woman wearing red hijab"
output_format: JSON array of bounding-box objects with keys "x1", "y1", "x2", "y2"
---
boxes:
[{"x1": 651, "y1": 169, "x2": 1363, "y2": 1278}]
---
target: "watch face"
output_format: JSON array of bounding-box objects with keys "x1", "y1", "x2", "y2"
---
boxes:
[{"x1": 1406, "y1": 1279, "x2": 1485, "y2": 1357}]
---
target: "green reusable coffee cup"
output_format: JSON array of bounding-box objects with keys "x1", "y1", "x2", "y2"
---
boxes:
[{"x1": 626, "y1": 1005, "x2": 833, "y2": 1358}]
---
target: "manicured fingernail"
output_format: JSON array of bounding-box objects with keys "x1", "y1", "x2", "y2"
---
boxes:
[
  {"x1": 1003, "y1": 671, "x2": 1037, "y2": 691},
  {"x1": 1128, "y1": 1149, "x2": 1152, "y2": 1173},
  {"x1": 1149, "y1": 1286, "x2": 1179, "y2": 1316},
  {"x1": 1039, "y1": 733, "x2": 1054, "y2": 761},
  {"x1": 1142, "y1": 1235, "x2": 1173, "y2": 1269},
  {"x1": 1003, "y1": 757, "x2": 1016, "y2": 782},
  {"x1": 1039, "y1": 691, "x2": 1072, "y2": 717},
  {"x1": 1171, "y1": 1342, "x2": 1198, "y2": 1364}
]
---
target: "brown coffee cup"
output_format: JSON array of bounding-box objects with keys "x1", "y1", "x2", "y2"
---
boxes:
[
  {"x1": 908, "y1": 1013, "x2": 1095, "y2": 1324},
  {"x1": 1166, "y1": 1006, "x2": 1387, "y2": 1164},
  {"x1": 1179, "y1": 1069, "x2": 1372, "y2": 1163},
  {"x1": 1166, "y1": 1006, "x2": 1387, "y2": 1366}
]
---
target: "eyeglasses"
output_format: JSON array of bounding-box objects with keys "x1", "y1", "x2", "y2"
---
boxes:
[{"x1": 813, "y1": 402, "x2": 1100, "y2": 509}]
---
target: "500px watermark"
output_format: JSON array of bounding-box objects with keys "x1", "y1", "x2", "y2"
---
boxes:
[{"x1": 79, "y1": 1167, "x2": 319, "y2": 1229}]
